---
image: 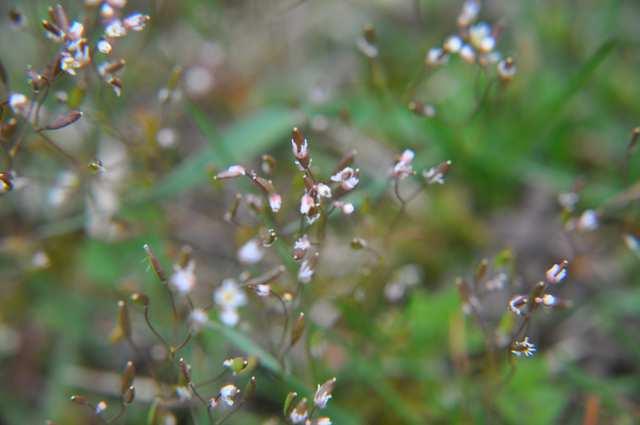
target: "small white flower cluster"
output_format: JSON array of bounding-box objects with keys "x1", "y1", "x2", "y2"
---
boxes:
[
  {"x1": 288, "y1": 378, "x2": 335, "y2": 424},
  {"x1": 511, "y1": 336, "x2": 536, "y2": 358},
  {"x1": 214, "y1": 279, "x2": 247, "y2": 327},
  {"x1": 426, "y1": 0, "x2": 515, "y2": 81},
  {"x1": 391, "y1": 149, "x2": 452, "y2": 186},
  {"x1": 208, "y1": 384, "x2": 240, "y2": 409},
  {"x1": 169, "y1": 259, "x2": 197, "y2": 295},
  {"x1": 40, "y1": 4, "x2": 148, "y2": 95}
]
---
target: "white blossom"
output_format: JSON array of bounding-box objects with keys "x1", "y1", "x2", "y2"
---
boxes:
[
  {"x1": 237, "y1": 239, "x2": 264, "y2": 264},
  {"x1": 169, "y1": 260, "x2": 196, "y2": 295}
]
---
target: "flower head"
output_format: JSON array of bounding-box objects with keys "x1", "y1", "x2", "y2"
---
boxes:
[
  {"x1": 545, "y1": 261, "x2": 568, "y2": 284},
  {"x1": 314, "y1": 377, "x2": 336, "y2": 409},
  {"x1": 330, "y1": 167, "x2": 359, "y2": 191},
  {"x1": 391, "y1": 149, "x2": 415, "y2": 179},
  {"x1": 511, "y1": 337, "x2": 537, "y2": 358},
  {"x1": 214, "y1": 279, "x2": 247, "y2": 310},
  {"x1": 508, "y1": 294, "x2": 528, "y2": 316},
  {"x1": 218, "y1": 384, "x2": 240, "y2": 407},
  {"x1": 289, "y1": 398, "x2": 309, "y2": 424},
  {"x1": 169, "y1": 260, "x2": 196, "y2": 295}
]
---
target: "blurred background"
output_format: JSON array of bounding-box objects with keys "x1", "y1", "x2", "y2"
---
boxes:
[{"x1": 1, "y1": 0, "x2": 640, "y2": 424}]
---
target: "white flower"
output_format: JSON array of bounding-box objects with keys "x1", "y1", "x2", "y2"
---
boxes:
[
  {"x1": 497, "y1": 58, "x2": 516, "y2": 81},
  {"x1": 508, "y1": 295, "x2": 528, "y2": 316},
  {"x1": 469, "y1": 22, "x2": 492, "y2": 50},
  {"x1": 423, "y1": 161, "x2": 451, "y2": 184},
  {"x1": 268, "y1": 192, "x2": 282, "y2": 212},
  {"x1": 97, "y1": 39, "x2": 112, "y2": 54},
  {"x1": 577, "y1": 209, "x2": 598, "y2": 231},
  {"x1": 511, "y1": 337, "x2": 537, "y2": 358},
  {"x1": 175, "y1": 386, "x2": 192, "y2": 401},
  {"x1": 291, "y1": 136, "x2": 309, "y2": 160},
  {"x1": 169, "y1": 260, "x2": 196, "y2": 295},
  {"x1": 314, "y1": 377, "x2": 336, "y2": 409},
  {"x1": 459, "y1": 44, "x2": 476, "y2": 64},
  {"x1": 156, "y1": 127, "x2": 177, "y2": 148},
  {"x1": 9, "y1": 93, "x2": 29, "y2": 115},
  {"x1": 218, "y1": 384, "x2": 239, "y2": 407},
  {"x1": 317, "y1": 418, "x2": 332, "y2": 425},
  {"x1": 458, "y1": 0, "x2": 481, "y2": 27},
  {"x1": 298, "y1": 259, "x2": 315, "y2": 283},
  {"x1": 189, "y1": 308, "x2": 209, "y2": 332},
  {"x1": 426, "y1": 47, "x2": 448, "y2": 66},
  {"x1": 237, "y1": 239, "x2": 264, "y2": 264},
  {"x1": 289, "y1": 399, "x2": 309, "y2": 424},
  {"x1": 443, "y1": 35, "x2": 463, "y2": 53},
  {"x1": 316, "y1": 183, "x2": 332, "y2": 198},
  {"x1": 330, "y1": 167, "x2": 359, "y2": 191},
  {"x1": 333, "y1": 201, "x2": 354, "y2": 215},
  {"x1": 105, "y1": 20, "x2": 127, "y2": 38},
  {"x1": 216, "y1": 165, "x2": 245, "y2": 180},
  {"x1": 123, "y1": 13, "x2": 149, "y2": 31},
  {"x1": 255, "y1": 284, "x2": 270, "y2": 297},
  {"x1": 214, "y1": 279, "x2": 247, "y2": 310},
  {"x1": 67, "y1": 22, "x2": 85, "y2": 40},
  {"x1": 391, "y1": 149, "x2": 415, "y2": 179},
  {"x1": 545, "y1": 261, "x2": 568, "y2": 284},
  {"x1": 219, "y1": 308, "x2": 239, "y2": 327},
  {"x1": 300, "y1": 193, "x2": 316, "y2": 215},
  {"x1": 293, "y1": 234, "x2": 311, "y2": 261},
  {"x1": 536, "y1": 294, "x2": 558, "y2": 307}
]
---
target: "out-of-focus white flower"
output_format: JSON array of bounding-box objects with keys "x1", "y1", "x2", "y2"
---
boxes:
[
  {"x1": 189, "y1": 308, "x2": 209, "y2": 332},
  {"x1": 237, "y1": 239, "x2": 264, "y2": 264},
  {"x1": 391, "y1": 149, "x2": 415, "y2": 179},
  {"x1": 469, "y1": 22, "x2": 492, "y2": 51},
  {"x1": 333, "y1": 201, "x2": 354, "y2": 215},
  {"x1": 536, "y1": 294, "x2": 558, "y2": 307},
  {"x1": 314, "y1": 377, "x2": 336, "y2": 409},
  {"x1": 298, "y1": 256, "x2": 317, "y2": 283},
  {"x1": 423, "y1": 160, "x2": 451, "y2": 184},
  {"x1": 624, "y1": 234, "x2": 640, "y2": 253},
  {"x1": 356, "y1": 37, "x2": 378, "y2": 58},
  {"x1": 330, "y1": 167, "x2": 359, "y2": 191},
  {"x1": 184, "y1": 65, "x2": 214, "y2": 96},
  {"x1": 316, "y1": 418, "x2": 332, "y2": 425},
  {"x1": 95, "y1": 401, "x2": 108, "y2": 414},
  {"x1": 443, "y1": 35, "x2": 463, "y2": 53},
  {"x1": 67, "y1": 21, "x2": 84, "y2": 40},
  {"x1": 268, "y1": 192, "x2": 282, "y2": 212},
  {"x1": 497, "y1": 57, "x2": 516, "y2": 81},
  {"x1": 255, "y1": 284, "x2": 270, "y2": 297},
  {"x1": 218, "y1": 384, "x2": 239, "y2": 407},
  {"x1": 293, "y1": 234, "x2": 311, "y2": 261},
  {"x1": 97, "y1": 38, "x2": 112, "y2": 54},
  {"x1": 105, "y1": 19, "x2": 126, "y2": 38},
  {"x1": 508, "y1": 294, "x2": 528, "y2": 316},
  {"x1": 216, "y1": 165, "x2": 245, "y2": 180},
  {"x1": 316, "y1": 183, "x2": 332, "y2": 198},
  {"x1": 219, "y1": 308, "x2": 239, "y2": 327},
  {"x1": 156, "y1": 127, "x2": 177, "y2": 148},
  {"x1": 558, "y1": 192, "x2": 579, "y2": 211},
  {"x1": 31, "y1": 251, "x2": 51, "y2": 269},
  {"x1": 289, "y1": 399, "x2": 309, "y2": 424},
  {"x1": 511, "y1": 337, "x2": 536, "y2": 358},
  {"x1": 458, "y1": 0, "x2": 481, "y2": 27},
  {"x1": 176, "y1": 386, "x2": 192, "y2": 401},
  {"x1": 426, "y1": 47, "x2": 448, "y2": 67},
  {"x1": 169, "y1": 260, "x2": 196, "y2": 295},
  {"x1": 459, "y1": 44, "x2": 476, "y2": 64},
  {"x1": 49, "y1": 170, "x2": 79, "y2": 207},
  {"x1": 214, "y1": 279, "x2": 247, "y2": 310},
  {"x1": 577, "y1": 209, "x2": 598, "y2": 231},
  {"x1": 9, "y1": 93, "x2": 29, "y2": 115},
  {"x1": 300, "y1": 193, "x2": 316, "y2": 215},
  {"x1": 123, "y1": 13, "x2": 149, "y2": 31},
  {"x1": 546, "y1": 261, "x2": 568, "y2": 284}
]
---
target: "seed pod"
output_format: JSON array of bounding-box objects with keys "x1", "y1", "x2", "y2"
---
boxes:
[
  {"x1": 70, "y1": 395, "x2": 88, "y2": 405},
  {"x1": 243, "y1": 376, "x2": 257, "y2": 401},
  {"x1": 1, "y1": 118, "x2": 18, "y2": 139},
  {"x1": 290, "y1": 312, "x2": 305, "y2": 348},
  {"x1": 143, "y1": 244, "x2": 167, "y2": 282},
  {"x1": 49, "y1": 5, "x2": 69, "y2": 32},
  {"x1": 121, "y1": 361, "x2": 135, "y2": 395},
  {"x1": 178, "y1": 358, "x2": 191, "y2": 383},
  {"x1": 130, "y1": 292, "x2": 149, "y2": 307},
  {"x1": 123, "y1": 386, "x2": 135, "y2": 404},
  {"x1": 283, "y1": 392, "x2": 298, "y2": 417},
  {"x1": 474, "y1": 259, "x2": 488, "y2": 283},
  {"x1": 44, "y1": 110, "x2": 82, "y2": 130},
  {"x1": 41, "y1": 20, "x2": 63, "y2": 40},
  {"x1": 110, "y1": 300, "x2": 131, "y2": 342},
  {"x1": 0, "y1": 59, "x2": 7, "y2": 87}
]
